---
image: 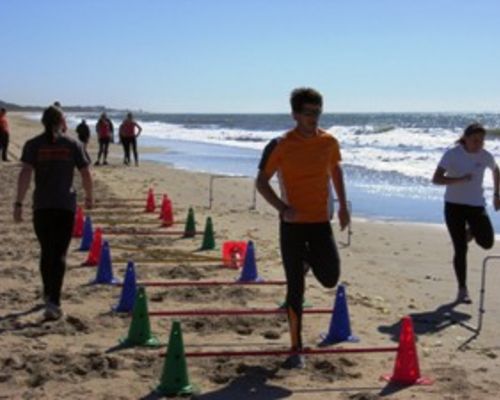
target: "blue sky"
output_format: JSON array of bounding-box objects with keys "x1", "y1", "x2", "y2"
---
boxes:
[{"x1": 2, "y1": 0, "x2": 500, "y2": 113}]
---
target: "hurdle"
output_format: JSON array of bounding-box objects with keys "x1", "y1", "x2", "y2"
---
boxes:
[
  {"x1": 149, "y1": 308, "x2": 332, "y2": 317},
  {"x1": 122, "y1": 280, "x2": 286, "y2": 288},
  {"x1": 457, "y1": 255, "x2": 500, "y2": 349},
  {"x1": 183, "y1": 346, "x2": 399, "y2": 358},
  {"x1": 102, "y1": 229, "x2": 205, "y2": 236}
]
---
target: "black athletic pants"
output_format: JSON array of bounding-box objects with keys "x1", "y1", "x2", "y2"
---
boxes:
[
  {"x1": 97, "y1": 138, "x2": 110, "y2": 162},
  {"x1": 0, "y1": 132, "x2": 9, "y2": 161},
  {"x1": 33, "y1": 209, "x2": 75, "y2": 306},
  {"x1": 122, "y1": 137, "x2": 138, "y2": 164},
  {"x1": 444, "y1": 202, "x2": 494, "y2": 289},
  {"x1": 280, "y1": 221, "x2": 340, "y2": 348}
]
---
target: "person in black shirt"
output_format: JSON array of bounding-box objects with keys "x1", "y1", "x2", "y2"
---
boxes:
[{"x1": 14, "y1": 106, "x2": 93, "y2": 320}]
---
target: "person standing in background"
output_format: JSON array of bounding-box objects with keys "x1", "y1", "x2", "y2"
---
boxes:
[
  {"x1": 0, "y1": 108, "x2": 10, "y2": 161},
  {"x1": 119, "y1": 112, "x2": 142, "y2": 166},
  {"x1": 95, "y1": 112, "x2": 113, "y2": 166},
  {"x1": 76, "y1": 119, "x2": 91, "y2": 151}
]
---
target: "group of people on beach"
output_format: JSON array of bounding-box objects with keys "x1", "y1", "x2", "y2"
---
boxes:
[
  {"x1": 10, "y1": 88, "x2": 499, "y2": 369},
  {"x1": 75, "y1": 111, "x2": 142, "y2": 166}
]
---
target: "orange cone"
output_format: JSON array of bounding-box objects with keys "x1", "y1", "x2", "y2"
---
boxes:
[
  {"x1": 382, "y1": 316, "x2": 433, "y2": 385},
  {"x1": 145, "y1": 188, "x2": 156, "y2": 213},
  {"x1": 82, "y1": 228, "x2": 103, "y2": 266},
  {"x1": 72, "y1": 206, "x2": 84, "y2": 238},
  {"x1": 162, "y1": 198, "x2": 174, "y2": 227}
]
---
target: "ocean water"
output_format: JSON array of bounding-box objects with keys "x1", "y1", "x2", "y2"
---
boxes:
[{"x1": 63, "y1": 112, "x2": 500, "y2": 228}]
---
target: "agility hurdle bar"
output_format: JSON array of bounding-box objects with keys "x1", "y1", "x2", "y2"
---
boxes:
[
  {"x1": 124, "y1": 280, "x2": 286, "y2": 288},
  {"x1": 182, "y1": 346, "x2": 399, "y2": 358},
  {"x1": 102, "y1": 229, "x2": 205, "y2": 236},
  {"x1": 149, "y1": 308, "x2": 332, "y2": 317}
]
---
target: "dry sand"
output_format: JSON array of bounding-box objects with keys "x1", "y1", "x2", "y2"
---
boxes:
[{"x1": 0, "y1": 113, "x2": 499, "y2": 399}]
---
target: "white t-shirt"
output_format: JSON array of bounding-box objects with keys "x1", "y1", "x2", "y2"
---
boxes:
[{"x1": 438, "y1": 144, "x2": 497, "y2": 206}]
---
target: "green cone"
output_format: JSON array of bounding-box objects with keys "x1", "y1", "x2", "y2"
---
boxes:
[
  {"x1": 200, "y1": 216, "x2": 215, "y2": 250},
  {"x1": 156, "y1": 321, "x2": 197, "y2": 396},
  {"x1": 120, "y1": 287, "x2": 160, "y2": 347},
  {"x1": 183, "y1": 207, "x2": 196, "y2": 238}
]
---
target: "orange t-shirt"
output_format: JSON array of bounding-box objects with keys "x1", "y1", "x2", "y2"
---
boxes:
[
  {"x1": 259, "y1": 128, "x2": 342, "y2": 223},
  {"x1": 0, "y1": 116, "x2": 9, "y2": 135}
]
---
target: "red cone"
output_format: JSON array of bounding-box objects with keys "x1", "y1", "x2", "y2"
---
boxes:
[
  {"x1": 72, "y1": 206, "x2": 84, "y2": 238},
  {"x1": 159, "y1": 195, "x2": 169, "y2": 220},
  {"x1": 162, "y1": 198, "x2": 174, "y2": 227},
  {"x1": 382, "y1": 316, "x2": 433, "y2": 385},
  {"x1": 82, "y1": 228, "x2": 103, "y2": 266},
  {"x1": 145, "y1": 188, "x2": 156, "y2": 213}
]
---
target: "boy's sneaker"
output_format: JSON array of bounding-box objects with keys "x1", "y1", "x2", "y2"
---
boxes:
[
  {"x1": 281, "y1": 353, "x2": 306, "y2": 370},
  {"x1": 44, "y1": 303, "x2": 63, "y2": 321},
  {"x1": 457, "y1": 288, "x2": 472, "y2": 304}
]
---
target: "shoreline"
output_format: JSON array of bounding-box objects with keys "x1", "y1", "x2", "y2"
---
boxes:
[{"x1": 1, "y1": 112, "x2": 499, "y2": 399}]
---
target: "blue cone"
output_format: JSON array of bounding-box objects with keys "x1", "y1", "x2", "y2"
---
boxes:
[
  {"x1": 318, "y1": 284, "x2": 359, "y2": 347},
  {"x1": 113, "y1": 261, "x2": 137, "y2": 313},
  {"x1": 91, "y1": 241, "x2": 120, "y2": 285},
  {"x1": 237, "y1": 241, "x2": 263, "y2": 282},
  {"x1": 79, "y1": 216, "x2": 93, "y2": 251}
]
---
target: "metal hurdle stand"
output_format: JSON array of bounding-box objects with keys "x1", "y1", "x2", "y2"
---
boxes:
[{"x1": 457, "y1": 255, "x2": 500, "y2": 350}]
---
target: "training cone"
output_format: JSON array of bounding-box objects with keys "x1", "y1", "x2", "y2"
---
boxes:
[
  {"x1": 382, "y1": 316, "x2": 433, "y2": 385},
  {"x1": 183, "y1": 207, "x2": 196, "y2": 238},
  {"x1": 113, "y1": 261, "x2": 137, "y2": 313},
  {"x1": 120, "y1": 287, "x2": 160, "y2": 347},
  {"x1": 237, "y1": 241, "x2": 262, "y2": 282},
  {"x1": 318, "y1": 284, "x2": 359, "y2": 346},
  {"x1": 81, "y1": 228, "x2": 103, "y2": 266},
  {"x1": 161, "y1": 198, "x2": 174, "y2": 227},
  {"x1": 91, "y1": 241, "x2": 120, "y2": 285},
  {"x1": 145, "y1": 188, "x2": 156, "y2": 213},
  {"x1": 222, "y1": 241, "x2": 247, "y2": 268},
  {"x1": 158, "y1": 195, "x2": 168, "y2": 220},
  {"x1": 200, "y1": 217, "x2": 215, "y2": 250},
  {"x1": 156, "y1": 321, "x2": 196, "y2": 396},
  {"x1": 72, "y1": 206, "x2": 84, "y2": 238},
  {"x1": 78, "y1": 216, "x2": 94, "y2": 251}
]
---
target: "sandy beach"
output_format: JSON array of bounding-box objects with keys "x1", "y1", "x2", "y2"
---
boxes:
[{"x1": 1, "y1": 113, "x2": 499, "y2": 399}]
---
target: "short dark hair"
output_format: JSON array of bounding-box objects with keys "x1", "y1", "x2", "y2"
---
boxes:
[
  {"x1": 290, "y1": 87, "x2": 323, "y2": 113},
  {"x1": 0, "y1": 107, "x2": 6, "y2": 113},
  {"x1": 41, "y1": 106, "x2": 63, "y2": 131}
]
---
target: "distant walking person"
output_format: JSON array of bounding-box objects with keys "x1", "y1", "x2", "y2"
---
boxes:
[
  {"x1": 0, "y1": 108, "x2": 10, "y2": 161},
  {"x1": 95, "y1": 112, "x2": 114, "y2": 165},
  {"x1": 13, "y1": 105, "x2": 93, "y2": 320},
  {"x1": 119, "y1": 112, "x2": 142, "y2": 166},
  {"x1": 433, "y1": 123, "x2": 499, "y2": 304},
  {"x1": 76, "y1": 119, "x2": 91, "y2": 151}
]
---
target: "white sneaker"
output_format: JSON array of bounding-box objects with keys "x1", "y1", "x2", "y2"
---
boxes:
[
  {"x1": 457, "y1": 288, "x2": 472, "y2": 304},
  {"x1": 44, "y1": 303, "x2": 63, "y2": 320}
]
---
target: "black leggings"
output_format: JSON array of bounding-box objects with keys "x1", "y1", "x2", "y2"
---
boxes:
[
  {"x1": 97, "y1": 138, "x2": 110, "y2": 162},
  {"x1": 0, "y1": 132, "x2": 9, "y2": 161},
  {"x1": 33, "y1": 209, "x2": 75, "y2": 306},
  {"x1": 445, "y1": 202, "x2": 494, "y2": 289},
  {"x1": 280, "y1": 221, "x2": 340, "y2": 348},
  {"x1": 122, "y1": 137, "x2": 138, "y2": 164}
]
